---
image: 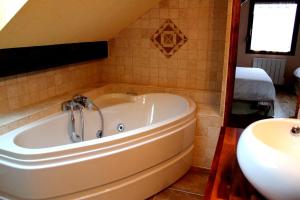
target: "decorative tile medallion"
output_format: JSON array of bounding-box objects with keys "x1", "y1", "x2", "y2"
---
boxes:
[{"x1": 151, "y1": 19, "x2": 188, "y2": 58}]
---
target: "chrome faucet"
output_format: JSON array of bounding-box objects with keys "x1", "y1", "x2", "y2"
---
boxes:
[
  {"x1": 62, "y1": 100, "x2": 84, "y2": 142},
  {"x1": 73, "y1": 95, "x2": 104, "y2": 138},
  {"x1": 62, "y1": 95, "x2": 104, "y2": 143},
  {"x1": 291, "y1": 126, "x2": 300, "y2": 136}
]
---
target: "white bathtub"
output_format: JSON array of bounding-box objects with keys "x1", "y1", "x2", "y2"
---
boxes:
[{"x1": 0, "y1": 93, "x2": 196, "y2": 200}]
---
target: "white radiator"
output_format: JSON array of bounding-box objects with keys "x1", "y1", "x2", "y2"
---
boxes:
[{"x1": 253, "y1": 58, "x2": 286, "y2": 85}]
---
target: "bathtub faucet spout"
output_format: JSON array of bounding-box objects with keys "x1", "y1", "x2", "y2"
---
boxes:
[{"x1": 62, "y1": 100, "x2": 84, "y2": 143}]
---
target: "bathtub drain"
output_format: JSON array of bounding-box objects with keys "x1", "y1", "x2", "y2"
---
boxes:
[{"x1": 117, "y1": 123, "x2": 125, "y2": 132}]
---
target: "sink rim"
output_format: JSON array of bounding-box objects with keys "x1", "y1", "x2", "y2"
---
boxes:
[{"x1": 237, "y1": 118, "x2": 300, "y2": 200}]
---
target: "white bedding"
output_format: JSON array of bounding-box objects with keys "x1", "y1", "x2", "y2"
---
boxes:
[{"x1": 234, "y1": 67, "x2": 276, "y2": 101}]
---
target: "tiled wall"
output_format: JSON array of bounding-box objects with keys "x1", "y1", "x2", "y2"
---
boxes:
[
  {"x1": 0, "y1": 60, "x2": 102, "y2": 114},
  {"x1": 98, "y1": 0, "x2": 231, "y2": 168},
  {"x1": 100, "y1": 0, "x2": 228, "y2": 92}
]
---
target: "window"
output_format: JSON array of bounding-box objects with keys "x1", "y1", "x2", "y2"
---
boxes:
[{"x1": 246, "y1": 0, "x2": 300, "y2": 55}]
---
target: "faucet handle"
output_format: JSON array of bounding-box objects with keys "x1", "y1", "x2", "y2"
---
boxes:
[
  {"x1": 73, "y1": 95, "x2": 94, "y2": 109},
  {"x1": 73, "y1": 95, "x2": 88, "y2": 103},
  {"x1": 62, "y1": 100, "x2": 83, "y2": 111}
]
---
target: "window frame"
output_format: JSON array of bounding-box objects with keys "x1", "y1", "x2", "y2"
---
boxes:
[{"x1": 246, "y1": 0, "x2": 300, "y2": 55}]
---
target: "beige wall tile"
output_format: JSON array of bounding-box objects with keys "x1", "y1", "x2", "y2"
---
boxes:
[
  {"x1": 0, "y1": 60, "x2": 103, "y2": 113},
  {"x1": 101, "y1": 0, "x2": 228, "y2": 93}
]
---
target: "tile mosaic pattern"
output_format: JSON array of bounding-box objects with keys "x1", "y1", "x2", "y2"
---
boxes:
[
  {"x1": 101, "y1": 0, "x2": 230, "y2": 91},
  {"x1": 151, "y1": 19, "x2": 187, "y2": 58}
]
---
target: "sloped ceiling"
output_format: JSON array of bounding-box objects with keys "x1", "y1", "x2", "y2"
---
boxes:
[
  {"x1": 0, "y1": 0, "x2": 160, "y2": 49},
  {"x1": 0, "y1": 0, "x2": 28, "y2": 31}
]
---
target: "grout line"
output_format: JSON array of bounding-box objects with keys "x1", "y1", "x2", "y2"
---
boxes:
[
  {"x1": 167, "y1": 188, "x2": 204, "y2": 196},
  {"x1": 191, "y1": 166, "x2": 211, "y2": 171}
]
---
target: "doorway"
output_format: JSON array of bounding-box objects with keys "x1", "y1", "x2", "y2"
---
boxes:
[{"x1": 224, "y1": 0, "x2": 300, "y2": 128}]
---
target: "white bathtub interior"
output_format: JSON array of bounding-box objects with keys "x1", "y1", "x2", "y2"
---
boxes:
[{"x1": 12, "y1": 93, "x2": 190, "y2": 149}]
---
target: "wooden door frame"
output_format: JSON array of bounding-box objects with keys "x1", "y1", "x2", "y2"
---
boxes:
[{"x1": 223, "y1": 0, "x2": 241, "y2": 126}]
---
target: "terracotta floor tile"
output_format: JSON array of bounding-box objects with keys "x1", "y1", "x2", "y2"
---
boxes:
[
  {"x1": 146, "y1": 167, "x2": 209, "y2": 200},
  {"x1": 169, "y1": 167, "x2": 210, "y2": 195},
  {"x1": 151, "y1": 189, "x2": 203, "y2": 200}
]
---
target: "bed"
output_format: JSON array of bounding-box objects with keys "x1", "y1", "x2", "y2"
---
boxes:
[{"x1": 232, "y1": 67, "x2": 276, "y2": 117}]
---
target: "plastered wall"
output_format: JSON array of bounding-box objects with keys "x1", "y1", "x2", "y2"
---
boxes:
[{"x1": 0, "y1": 0, "x2": 160, "y2": 48}]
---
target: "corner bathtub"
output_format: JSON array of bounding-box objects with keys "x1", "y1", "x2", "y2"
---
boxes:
[{"x1": 0, "y1": 93, "x2": 196, "y2": 200}]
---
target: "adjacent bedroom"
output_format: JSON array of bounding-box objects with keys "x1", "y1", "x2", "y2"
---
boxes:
[{"x1": 229, "y1": 0, "x2": 300, "y2": 128}]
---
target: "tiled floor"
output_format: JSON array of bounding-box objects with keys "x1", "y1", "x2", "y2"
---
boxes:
[
  {"x1": 274, "y1": 90, "x2": 297, "y2": 118},
  {"x1": 147, "y1": 167, "x2": 210, "y2": 200}
]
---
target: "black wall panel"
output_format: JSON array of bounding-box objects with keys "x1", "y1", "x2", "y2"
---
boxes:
[{"x1": 0, "y1": 41, "x2": 108, "y2": 77}]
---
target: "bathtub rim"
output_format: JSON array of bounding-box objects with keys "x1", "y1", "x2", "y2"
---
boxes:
[
  {"x1": 0, "y1": 117, "x2": 196, "y2": 169},
  {"x1": 0, "y1": 93, "x2": 196, "y2": 164}
]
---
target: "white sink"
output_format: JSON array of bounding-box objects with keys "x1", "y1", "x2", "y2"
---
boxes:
[{"x1": 237, "y1": 118, "x2": 300, "y2": 200}]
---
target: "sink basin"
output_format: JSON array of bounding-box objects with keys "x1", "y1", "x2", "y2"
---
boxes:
[{"x1": 237, "y1": 118, "x2": 300, "y2": 200}]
